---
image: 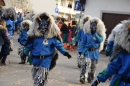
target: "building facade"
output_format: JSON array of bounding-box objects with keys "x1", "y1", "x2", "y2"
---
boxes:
[{"x1": 84, "y1": 0, "x2": 130, "y2": 37}]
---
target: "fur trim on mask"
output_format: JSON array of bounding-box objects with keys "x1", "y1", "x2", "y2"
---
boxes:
[
  {"x1": 114, "y1": 20, "x2": 130, "y2": 53},
  {"x1": 83, "y1": 17, "x2": 106, "y2": 51},
  {"x1": 7, "y1": 7, "x2": 17, "y2": 21},
  {"x1": 79, "y1": 15, "x2": 91, "y2": 29},
  {"x1": 21, "y1": 20, "x2": 32, "y2": 30},
  {"x1": 28, "y1": 12, "x2": 61, "y2": 41},
  {"x1": 0, "y1": 25, "x2": 7, "y2": 30},
  {"x1": 107, "y1": 23, "x2": 122, "y2": 43}
]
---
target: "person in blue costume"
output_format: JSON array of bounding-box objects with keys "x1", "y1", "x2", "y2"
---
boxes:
[
  {"x1": 91, "y1": 19, "x2": 130, "y2": 86},
  {"x1": 3, "y1": 7, "x2": 16, "y2": 37},
  {"x1": 18, "y1": 20, "x2": 32, "y2": 64},
  {"x1": 75, "y1": 15, "x2": 91, "y2": 68},
  {"x1": 16, "y1": 12, "x2": 23, "y2": 34},
  {"x1": 23, "y1": 12, "x2": 72, "y2": 86},
  {"x1": 105, "y1": 23, "x2": 122, "y2": 58},
  {"x1": 79, "y1": 18, "x2": 106, "y2": 84}
]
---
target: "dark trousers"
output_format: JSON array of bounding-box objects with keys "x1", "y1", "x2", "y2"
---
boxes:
[{"x1": 0, "y1": 55, "x2": 7, "y2": 63}]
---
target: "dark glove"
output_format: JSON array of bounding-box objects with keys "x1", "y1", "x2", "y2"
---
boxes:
[
  {"x1": 75, "y1": 42, "x2": 78, "y2": 46},
  {"x1": 18, "y1": 39, "x2": 20, "y2": 42},
  {"x1": 64, "y1": 52, "x2": 72, "y2": 59},
  {"x1": 105, "y1": 51, "x2": 109, "y2": 56},
  {"x1": 91, "y1": 79, "x2": 100, "y2": 86}
]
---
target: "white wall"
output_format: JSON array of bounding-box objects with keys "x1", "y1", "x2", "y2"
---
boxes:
[
  {"x1": 30, "y1": 0, "x2": 57, "y2": 15},
  {"x1": 84, "y1": 0, "x2": 130, "y2": 18}
]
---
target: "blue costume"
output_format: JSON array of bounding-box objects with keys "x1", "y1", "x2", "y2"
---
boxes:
[
  {"x1": 91, "y1": 20, "x2": 130, "y2": 86},
  {"x1": 18, "y1": 29, "x2": 28, "y2": 45},
  {"x1": 79, "y1": 18, "x2": 106, "y2": 84},
  {"x1": 75, "y1": 29, "x2": 85, "y2": 53},
  {"x1": 23, "y1": 12, "x2": 71, "y2": 86},
  {"x1": 82, "y1": 33, "x2": 103, "y2": 60},
  {"x1": 6, "y1": 19, "x2": 15, "y2": 36},
  {"x1": 97, "y1": 52, "x2": 130, "y2": 86},
  {"x1": 75, "y1": 16, "x2": 91, "y2": 68},
  {"x1": 16, "y1": 17, "x2": 23, "y2": 27},
  {"x1": 24, "y1": 37, "x2": 67, "y2": 68}
]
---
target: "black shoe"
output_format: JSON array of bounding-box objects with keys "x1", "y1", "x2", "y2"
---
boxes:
[
  {"x1": 87, "y1": 78, "x2": 92, "y2": 83},
  {"x1": 1, "y1": 63, "x2": 6, "y2": 66},
  {"x1": 19, "y1": 62, "x2": 25, "y2": 64},
  {"x1": 80, "y1": 77, "x2": 85, "y2": 84}
]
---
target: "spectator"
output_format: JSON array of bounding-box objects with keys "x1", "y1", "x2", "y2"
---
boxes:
[
  {"x1": 0, "y1": 19, "x2": 11, "y2": 65},
  {"x1": 60, "y1": 18, "x2": 69, "y2": 48}
]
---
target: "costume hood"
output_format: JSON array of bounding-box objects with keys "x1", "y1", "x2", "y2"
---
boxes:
[
  {"x1": 7, "y1": 7, "x2": 17, "y2": 21},
  {"x1": 79, "y1": 15, "x2": 91, "y2": 29},
  {"x1": 114, "y1": 20, "x2": 130, "y2": 53},
  {"x1": 107, "y1": 23, "x2": 122, "y2": 43},
  {"x1": 21, "y1": 20, "x2": 32, "y2": 30},
  {"x1": 28, "y1": 12, "x2": 61, "y2": 41},
  {"x1": 83, "y1": 17, "x2": 106, "y2": 51}
]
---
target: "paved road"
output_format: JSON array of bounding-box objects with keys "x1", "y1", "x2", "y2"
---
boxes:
[{"x1": 0, "y1": 34, "x2": 110, "y2": 86}]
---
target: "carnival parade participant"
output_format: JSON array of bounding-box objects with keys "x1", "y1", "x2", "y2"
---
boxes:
[
  {"x1": 23, "y1": 12, "x2": 72, "y2": 86},
  {"x1": 91, "y1": 19, "x2": 130, "y2": 86},
  {"x1": 18, "y1": 20, "x2": 32, "y2": 64},
  {"x1": 75, "y1": 15, "x2": 91, "y2": 68},
  {"x1": 105, "y1": 23, "x2": 122, "y2": 58},
  {"x1": 80, "y1": 17, "x2": 106, "y2": 84}
]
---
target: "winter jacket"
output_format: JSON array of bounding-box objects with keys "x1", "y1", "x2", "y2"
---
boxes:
[{"x1": 0, "y1": 25, "x2": 10, "y2": 45}]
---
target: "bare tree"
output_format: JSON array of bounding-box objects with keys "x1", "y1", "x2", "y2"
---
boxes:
[{"x1": 4, "y1": 0, "x2": 33, "y2": 12}]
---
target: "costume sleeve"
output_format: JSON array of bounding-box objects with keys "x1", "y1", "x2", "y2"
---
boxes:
[
  {"x1": 75, "y1": 30, "x2": 81, "y2": 42},
  {"x1": 97, "y1": 54, "x2": 122, "y2": 82},
  {"x1": 94, "y1": 33, "x2": 103, "y2": 43},
  {"x1": 53, "y1": 38, "x2": 67, "y2": 54},
  {"x1": 105, "y1": 41, "x2": 114, "y2": 56},
  {"x1": 23, "y1": 42, "x2": 33, "y2": 56},
  {"x1": 18, "y1": 31, "x2": 23, "y2": 41}
]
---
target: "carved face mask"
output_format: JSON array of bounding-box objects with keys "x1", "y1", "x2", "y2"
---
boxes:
[
  {"x1": 23, "y1": 22, "x2": 29, "y2": 31},
  {"x1": 38, "y1": 19, "x2": 49, "y2": 34},
  {"x1": 90, "y1": 20, "x2": 97, "y2": 34}
]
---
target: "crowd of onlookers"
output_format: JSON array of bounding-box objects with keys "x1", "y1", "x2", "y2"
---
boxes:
[
  {"x1": 0, "y1": 10, "x2": 31, "y2": 66},
  {"x1": 56, "y1": 16, "x2": 79, "y2": 50}
]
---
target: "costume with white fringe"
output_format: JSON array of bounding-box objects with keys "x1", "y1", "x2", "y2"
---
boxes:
[
  {"x1": 92, "y1": 20, "x2": 130, "y2": 86},
  {"x1": 18, "y1": 20, "x2": 32, "y2": 64},
  {"x1": 79, "y1": 17, "x2": 106, "y2": 84},
  {"x1": 3, "y1": 7, "x2": 16, "y2": 36},
  {"x1": 105, "y1": 23, "x2": 122, "y2": 57},
  {"x1": 75, "y1": 15, "x2": 91, "y2": 68},
  {"x1": 23, "y1": 12, "x2": 71, "y2": 86},
  {"x1": 16, "y1": 12, "x2": 23, "y2": 34}
]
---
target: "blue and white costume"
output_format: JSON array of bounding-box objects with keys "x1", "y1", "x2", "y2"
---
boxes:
[
  {"x1": 23, "y1": 12, "x2": 71, "y2": 86},
  {"x1": 75, "y1": 16, "x2": 91, "y2": 68},
  {"x1": 79, "y1": 17, "x2": 106, "y2": 84},
  {"x1": 18, "y1": 20, "x2": 32, "y2": 64},
  {"x1": 91, "y1": 20, "x2": 130, "y2": 86},
  {"x1": 105, "y1": 24, "x2": 122, "y2": 57}
]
